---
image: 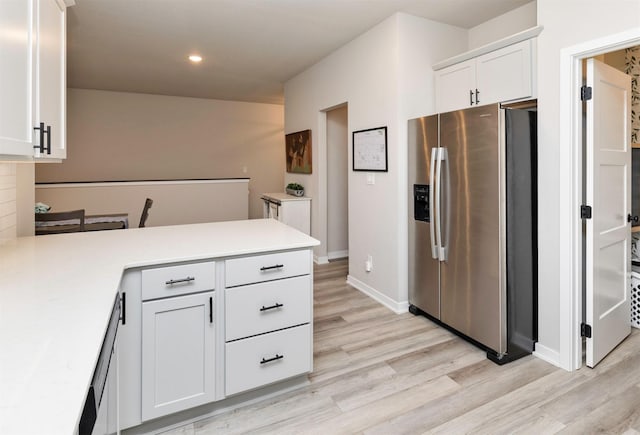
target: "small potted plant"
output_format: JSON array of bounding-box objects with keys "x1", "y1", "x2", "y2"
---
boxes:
[{"x1": 286, "y1": 183, "x2": 304, "y2": 197}]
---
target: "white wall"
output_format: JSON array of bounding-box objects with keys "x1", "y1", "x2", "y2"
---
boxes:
[
  {"x1": 37, "y1": 89, "x2": 285, "y2": 219},
  {"x1": 536, "y1": 0, "x2": 640, "y2": 368},
  {"x1": 285, "y1": 13, "x2": 466, "y2": 310},
  {"x1": 468, "y1": 1, "x2": 537, "y2": 50},
  {"x1": 326, "y1": 105, "x2": 348, "y2": 259}
]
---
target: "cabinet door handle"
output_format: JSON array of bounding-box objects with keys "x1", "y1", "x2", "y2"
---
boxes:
[
  {"x1": 33, "y1": 122, "x2": 45, "y2": 154},
  {"x1": 260, "y1": 264, "x2": 284, "y2": 272},
  {"x1": 260, "y1": 302, "x2": 283, "y2": 312},
  {"x1": 469, "y1": 89, "x2": 474, "y2": 106},
  {"x1": 45, "y1": 125, "x2": 51, "y2": 154},
  {"x1": 260, "y1": 354, "x2": 284, "y2": 364},
  {"x1": 165, "y1": 276, "x2": 195, "y2": 285},
  {"x1": 121, "y1": 292, "x2": 126, "y2": 325},
  {"x1": 475, "y1": 89, "x2": 480, "y2": 105},
  {"x1": 209, "y1": 296, "x2": 213, "y2": 323}
]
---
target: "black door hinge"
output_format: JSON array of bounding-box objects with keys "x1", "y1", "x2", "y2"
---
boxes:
[
  {"x1": 581, "y1": 85, "x2": 592, "y2": 101},
  {"x1": 581, "y1": 323, "x2": 592, "y2": 338},
  {"x1": 581, "y1": 205, "x2": 592, "y2": 219}
]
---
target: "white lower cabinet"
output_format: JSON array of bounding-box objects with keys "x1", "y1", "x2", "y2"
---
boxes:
[
  {"x1": 226, "y1": 324, "x2": 311, "y2": 396},
  {"x1": 117, "y1": 248, "x2": 313, "y2": 431},
  {"x1": 141, "y1": 291, "x2": 216, "y2": 421}
]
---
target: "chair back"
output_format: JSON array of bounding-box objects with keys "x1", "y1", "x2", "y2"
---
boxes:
[
  {"x1": 35, "y1": 209, "x2": 86, "y2": 235},
  {"x1": 139, "y1": 198, "x2": 153, "y2": 228}
]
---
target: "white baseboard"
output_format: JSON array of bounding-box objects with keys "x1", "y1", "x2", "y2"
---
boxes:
[
  {"x1": 328, "y1": 250, "x2": 348, "y2": 260},
  {"x1": 533, "y1": 343, "x2": 561, "y2": 368},
  {"x1": 346, "y1": 275, "x2": 408, "y2": 314},
  {"x1": 314, "y1": 255, "x2": 329, "y2": 265}
]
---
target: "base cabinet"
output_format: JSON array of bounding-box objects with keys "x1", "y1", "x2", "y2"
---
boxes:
[
  {"x1": 117, "y1": 248, "x2": 313, "y2": 431},
  {"x1": 141, "y1": 291, "x2": 216, "y2": 421}
]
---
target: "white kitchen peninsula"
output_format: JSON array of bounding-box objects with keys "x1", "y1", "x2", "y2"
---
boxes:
[{"x1": 0, "y1": 219, "x2": 318, "y2": 434}]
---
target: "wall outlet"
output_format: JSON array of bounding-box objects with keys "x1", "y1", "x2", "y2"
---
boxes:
[
  {"x1": 365, "y1": 254, "x2": 373, "y2": 272},
  {"x1": 366, "y1": 173, "x2": 375, "y2": 185}
]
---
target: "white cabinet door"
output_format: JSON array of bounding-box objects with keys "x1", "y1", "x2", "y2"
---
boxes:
[
  {"x1": 35, "y1": 0, "x2": 66, "y2": 159},
  {"x1": 141, "y1": 291, "x2": 215, "y2": 421},
  {"x1": 0, "y1": 0, "x2": 35, "y2": 157},
  {"x1": 475, "y1": 40, "x2": 533, "y2": 107},
  {"x1": 435, "y1": 59, "x2": 476, "y2": 113},
  {"x1": 435, "y1": 39, "x2": 535, "y2": 113}
]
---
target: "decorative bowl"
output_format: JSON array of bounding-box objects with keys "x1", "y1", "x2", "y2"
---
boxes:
[{"x1": 286, "y1": 188, "x2": 304, "y2": 197}]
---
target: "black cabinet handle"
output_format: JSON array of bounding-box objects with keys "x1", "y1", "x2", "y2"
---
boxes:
[
  {"x1": 260, "y1": 302, "x2": 283, "y2": 312},
  {"x1": 209, "y1": 297, "x2": 213, "y2": 323},
  {"x1": 121, "y1": 292, "x2": 126, "y2": 325},
  {"x1": 628, "y1": 214, "x2": 639, "y2": 223},
  {"x1": 260, "y1": 354, "x2": 284, "y2": 364},
  {"x1": 33, "y1": 122, "x2": 45, "y2": 154},
  {"x1": 469, "y1": 90, "x2": 474, "y2": 106},
  {"x1": 260, "y1": 264, "x2": 284, "y2": 272},
  {"x1": 475, "y1": 89, "x2": 480, "y2": 105},
  {"x1": 45, "y1": 125, "x2": 51, "y2": 154},
  {"x1": 165, "y1": 276, "x2": 195, "y2": 285}
]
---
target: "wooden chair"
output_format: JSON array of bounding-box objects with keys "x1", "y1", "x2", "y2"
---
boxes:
[
  {"x1": 139, "y1": 198, "x2": 153, "y2": 228},
  {"x1": 35, "y1": 209, "x2": 86, "y2": 235}
]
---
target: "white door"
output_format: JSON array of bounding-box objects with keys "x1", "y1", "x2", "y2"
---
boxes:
[
  {"x1": 141, "y1": 291, "x2": 215, "y2": 420},
  {"x1": 585, "y1": 58, "x2": 632, "y2": 367}
]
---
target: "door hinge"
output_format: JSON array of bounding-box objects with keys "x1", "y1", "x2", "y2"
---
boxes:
[
  {"x1": 581, "y1": 85, "x2": 592, "y2": 101},
  {"x1": 581, "y1": 205, "x2": 592, "y2": 219},
  {"x1": 581, "y1": 323, "x2": 592, "y2": 338}
]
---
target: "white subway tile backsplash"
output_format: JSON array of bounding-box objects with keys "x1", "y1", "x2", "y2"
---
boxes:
[{"x1": 0, "y1": 163, "x2": 17, "y2": 244}]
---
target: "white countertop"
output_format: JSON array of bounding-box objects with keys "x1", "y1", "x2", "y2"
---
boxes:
[
  {"x1": 0, "y1": 219, "x2": 319, "y2": 435},
  {"x1": 261, "y1": 192, "x2": 311, "y2": 202}
]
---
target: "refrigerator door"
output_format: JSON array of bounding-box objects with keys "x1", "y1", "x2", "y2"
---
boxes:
[
  {"x1": 439, "y1": 104, "x2": 506, "y2": 354},
  {"x1": 408, "y1": 115, "x2": 441, "y2": 319}
]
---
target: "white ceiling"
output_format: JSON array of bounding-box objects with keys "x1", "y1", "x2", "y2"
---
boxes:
[{"x1": 67, "y1": 0, "x2": 531, "y2": 105}]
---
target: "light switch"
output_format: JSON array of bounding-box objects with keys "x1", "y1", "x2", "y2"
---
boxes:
[{"x1": 367, "y1": 173, "x2": 375, "y2": 185}]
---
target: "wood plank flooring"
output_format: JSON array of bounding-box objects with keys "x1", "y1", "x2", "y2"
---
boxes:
[{"x1": 163, "y1": 259, "x2": 640, "y2": 434}]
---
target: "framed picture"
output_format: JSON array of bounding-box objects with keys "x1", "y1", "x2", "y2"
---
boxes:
[
  {"x1": 285, "y1": 129, "x2": 312, "y2": 174},
  {"x1": 352, "y1": 126, "x2": 388, "y2": 172}
]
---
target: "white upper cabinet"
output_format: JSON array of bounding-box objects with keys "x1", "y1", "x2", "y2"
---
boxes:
[
  {"x1": 35, "y1": 0, "x2": 66, "y2": 160},
  {"x1": 0, "y1": 1, "x2": 35, "y2": 158},
  {"x1": 0, "y1": 0, "x2": 69, "y2": 160},
  {"x1": 435, "y1": 38, "x2": 536, "y2": 113}
]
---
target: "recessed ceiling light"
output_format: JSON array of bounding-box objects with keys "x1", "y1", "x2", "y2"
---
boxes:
[{"x1": 188, "y1": 54, "x2": 202, "y2": 63}]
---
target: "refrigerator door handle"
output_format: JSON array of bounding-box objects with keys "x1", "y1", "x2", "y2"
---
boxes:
[
  {"x1": 435, "y1": 147, "x2": 444, "y2": 262},
  {"x1": 429, "y1": 147, "x2": 438, "y2": 259},
  {"x1": 440, "y1": 147, "x2": 450, "y2": 262}
]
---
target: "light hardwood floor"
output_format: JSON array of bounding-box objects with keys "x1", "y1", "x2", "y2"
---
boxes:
[{"x1": 164, "y1": 259, "x2": 640, "y2": 434}]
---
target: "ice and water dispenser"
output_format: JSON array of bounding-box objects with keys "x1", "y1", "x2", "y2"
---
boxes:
[{"x1": 413, "y1": 184, "x2": 429, "y2": 222}]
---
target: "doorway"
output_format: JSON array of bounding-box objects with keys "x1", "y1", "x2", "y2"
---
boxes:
[
  {"x1": 326, "y1": 104, "x2": 349, "y2": 261},
  {"x1": 562, "y1": 28, "x2": 640, "y2": 371}
]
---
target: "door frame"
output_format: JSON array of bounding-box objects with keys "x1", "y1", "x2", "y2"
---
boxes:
[{"x1": 561, "y1": 27, "x2": 640, "y2": 371}]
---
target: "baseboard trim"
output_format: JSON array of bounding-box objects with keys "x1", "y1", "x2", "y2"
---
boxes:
[
  {"x1": 533, "y1": 343, "x2": 561, "y2": 368},
  {"x1": 346, "y1": 275, "x2": 408, "y2": 314},
  {"x1": 327, "y1": 250, "x2": 348, "y2": 260}
]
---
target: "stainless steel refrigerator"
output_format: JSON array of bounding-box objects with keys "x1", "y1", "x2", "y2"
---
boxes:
[{"x1": 408, "y1": 102, "x2": 537, "y2": 364}]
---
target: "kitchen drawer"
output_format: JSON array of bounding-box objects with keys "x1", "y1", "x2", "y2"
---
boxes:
[
  {"x1": 225, "y1": 250, "x2": 310, "y2": 287},
  {"x1": 141, "y1": 261, "x2": 215, "y2": 301},
  {"x1": 225, "y1": 324, "x2": 311, "y2": 396},
  {"x1": 225, "y1": 275, "x2": 311, "y2": 341}
]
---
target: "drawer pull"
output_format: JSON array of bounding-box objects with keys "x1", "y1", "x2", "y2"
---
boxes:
[
  {"x1": 259, "y1": 302, "x2": 284, "y2": 312},
  {"x1": 260, "y1": 264, "x2": 284, "y2": 272},
  {"x1": 260, "y1": 354, "x2": 284, "y2": 365},
  {"x1": 165, "y1": 276, "x2": 195, "y2": 285}
]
